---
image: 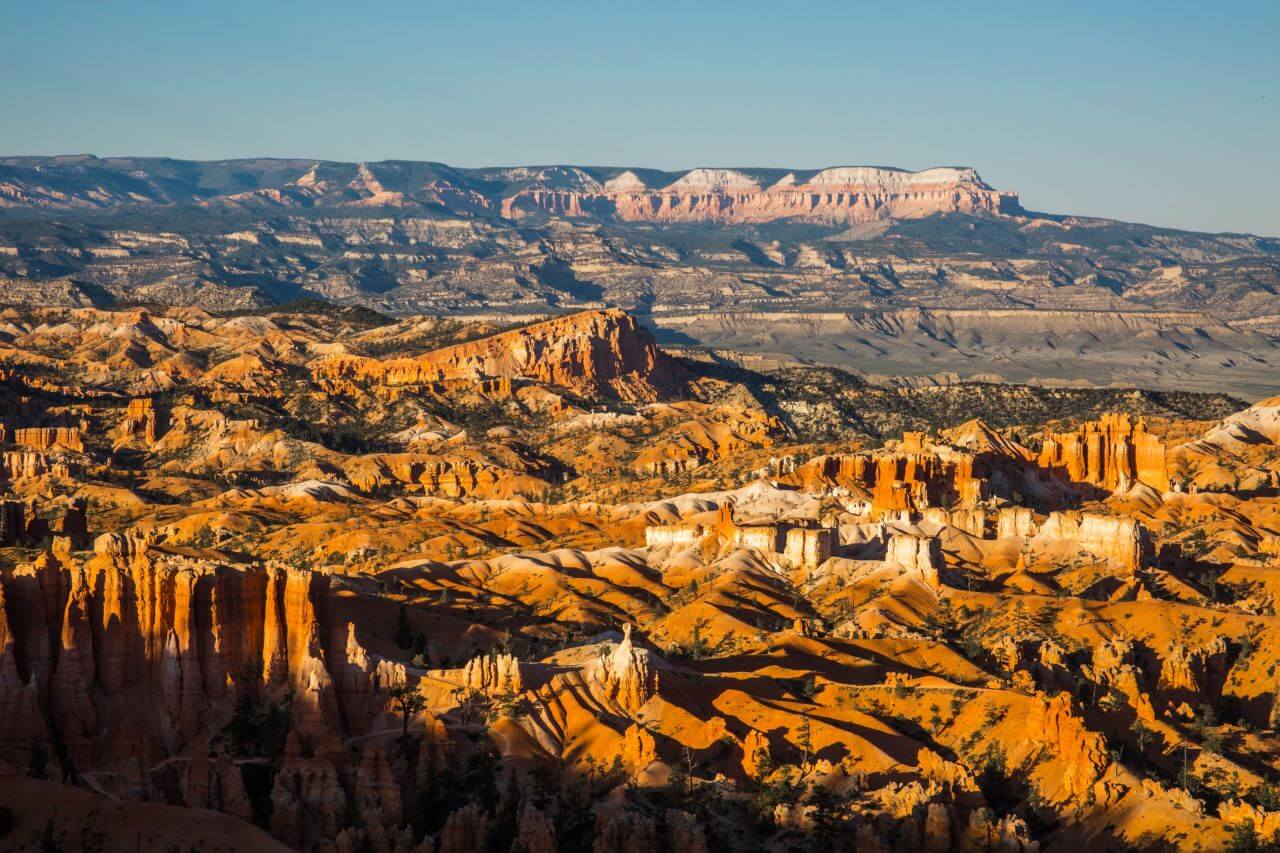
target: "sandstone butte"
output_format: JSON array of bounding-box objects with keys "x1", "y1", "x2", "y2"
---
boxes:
[{"x1": 0, "y1": 303, "x2": 1279, "y2": 851}]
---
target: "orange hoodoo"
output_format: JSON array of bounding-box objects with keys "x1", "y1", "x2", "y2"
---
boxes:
[{"x1": 1038, "y1": 413, "x2": 1168, "y2": 491}]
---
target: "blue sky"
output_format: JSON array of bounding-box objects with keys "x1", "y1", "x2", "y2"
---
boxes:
[{"x1": 2, "y1": 0, "x2": 1277, "y2": 235}]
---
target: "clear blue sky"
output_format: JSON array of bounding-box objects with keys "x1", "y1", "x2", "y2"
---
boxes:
[{"x1": 3, "y1": 0, "x2": 1277, "y2": 235}]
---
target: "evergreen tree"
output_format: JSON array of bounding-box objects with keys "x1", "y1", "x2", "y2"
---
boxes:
[{"x1": 387, "y1": 679, "x2": 427, "y2": 739}]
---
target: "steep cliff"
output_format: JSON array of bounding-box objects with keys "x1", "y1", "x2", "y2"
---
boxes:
[{"x1": 313, "y1": 309, "x2": 686, "y2": 402}]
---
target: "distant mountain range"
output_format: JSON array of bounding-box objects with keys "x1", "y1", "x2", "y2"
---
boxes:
[
  {"x1": 0, "y1": 156, "x2": 1020, "y2": 224},
  {"x1": 1, "y1": 155, "x2": 1279, "y2": 396}
]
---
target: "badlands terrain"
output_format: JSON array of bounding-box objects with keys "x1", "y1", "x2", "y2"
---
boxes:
[
  {"x1": 2, "y1": 304, "x2": 1280, "y2": 850},
  {"x1": 2, "y1": 157, "x2": 1279, "y2": 396}
]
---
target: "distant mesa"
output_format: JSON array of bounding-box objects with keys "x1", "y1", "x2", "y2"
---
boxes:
[
  {"x1": 0, "y1": 155, "x2": 1021, "y2": 225},
  {"x1": 502, "y1": 163, "x2": 1015, "y2": 224}
]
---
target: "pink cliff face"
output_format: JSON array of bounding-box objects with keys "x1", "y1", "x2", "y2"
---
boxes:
[{"x1": 501, "y1": 166, "x2": 1018, "y2": 224}]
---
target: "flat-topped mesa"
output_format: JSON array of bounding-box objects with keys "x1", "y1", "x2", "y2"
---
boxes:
[
  {"x1": 312, "y1": 309, "x2": 686, "y2": 403},
  {"x1": 502, "y1": 165, "x2": 1019, "y2": 225},
  {"x1": 1038, "y1": 413, "x2": 1168, "y2": 492}
]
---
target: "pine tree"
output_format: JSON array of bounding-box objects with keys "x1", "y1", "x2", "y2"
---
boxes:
[
  {"x1": 797, "y1": 714, "x2": 815, "y2": 771},
  {"x1": 1226, "y1": 819, "x2": 1262, "y2": 852},
  {"x1": 388, "y1": 679, "x2": 427, "y2": 739}
]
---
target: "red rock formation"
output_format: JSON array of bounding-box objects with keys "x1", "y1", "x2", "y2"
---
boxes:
[
  {"x1": 1035, "y1": 511, "x2": 1151, "y2": 571},
  {"x1": 783, "y1": 527, "x2": 833, "y2": 571},
  {"x1": 270, "y1": 757, "x2": 347, "y2": 844},
  {"x1": 741, "y1": 729, "x2": 771, "y2": 778},
  {"x1": 354, "y1": 743, "x2": 404, "y2": 841},
  {"x1": 782, "y1": 441, "x2": 982, "y2": 516},
  {"x1": 961, "y1": 809, "x2": 1038, "y2": 851},
  {"x1": 886, "y1": 534, "x2": 943, "y2": 589},
  {"x1": 997, "y1": 507, "x2": 1037, "y2": 539},
  {"x1": 0, "y1": 580, "x2": 57, "y2": 774},
  {"x1": 921, "y1": 507, "x2": 988, "y2": 537},
  {"x1": 182, "y1": 751, "x2": 252, "y2": 819},
  {"x1": 593, "y1": 805, "x2": 657, "y2": 853},
  {"x1": 0, "y1": 533, "x2": 410, "y2": 845},
  {"x1": 620, "y1": 722, "x2": 657, "y2": 772},
  {"x1": 341, "y1": 454, "x2": 547, "y2": 499},
  {"x1": 502, "y1": 167, "x2": 1018, "y2": 225},
  {"x1": 1038, "y1": 413, "x2": 1168, "y2": 491},
  {"x1": 3, "y1": 450, "x2": 71, "y2": 480},
  {"x1": 585, "y1": 624, "x2": 660, "y2": 713},
  {"x1": 460, "y1": 653, "x2": 522, "y2": 696},
  {"x1": 666, "y1": 809, "x2": 710, "y2": 853},
  {"x1": 1157, "y1": 638, "x2": 1228, "y2": 710},
  {"x1": 1218, "y1": 800, "x2": 1280, "y2": 839},
  {"x1": 1030, "y1": 694, "x2": 1109, "y2": 802},
  {"x1": 11, "y1": 426, "x2": 84, "y2": 453},
  {"x1": 514, "y1": 804, "x2": 557, "y2": 853},
  {"x1": 437, "y1": 804, "x2": 488, "y2": 853},
  {"x1": 0, "y1": 499, "x2": 23, "y2": 545},
  {"x1": 313, "y1": 309, "x2": 686, "y2": 403},
  {"x1": 116, "y1": 397, "x2": 167, "y2": 447}
]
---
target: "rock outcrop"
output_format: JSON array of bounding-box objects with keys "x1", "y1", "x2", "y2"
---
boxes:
[
  {"x1": 1030, "y1": 694, "x2": 1109, "y2": 802},
  {"x1": 460, "y1": 653, "x2": 522, "y2": 696},
  {"x1": 1038, "y1": 413, "x2": 1168, "y2": 491},
  {"x1": 314, "y1": 309, "x2": 686, "y2": 403},
  {"x1": 781, "y1": 438, "x2": 983, "y2": 516},
  {"x1": 0, "y1": 533, "x2": 404, "y2": 848},
  {"x1": 585, "y1": 624, "x2": 660, "y2": 713},
  {"x1": 0, "y1": 497, "x2": 89, "y2": 547},
  {"x1": 341, "y1": 454, "x2": 548, "y2": 499},
  {"x1": 886, "y1": 533, "x2": 942, "y2": 589},
  {"x1": 10, "y1": 426, "x2": 85, "y2": 453},
  {"x1": 1034, "y1": 511, "x2": 1151, "y2": 571}
]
